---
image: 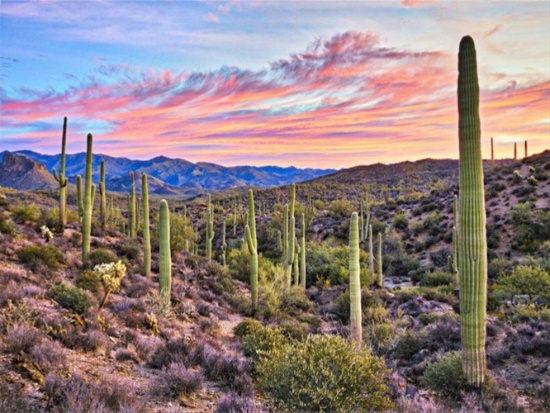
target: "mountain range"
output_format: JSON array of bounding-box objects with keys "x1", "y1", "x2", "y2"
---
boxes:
[{"x1": 0, "y1": 151, "x2": 336, "y2": 195}]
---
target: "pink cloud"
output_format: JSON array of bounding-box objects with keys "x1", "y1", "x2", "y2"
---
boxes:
[{"x1": 205, "y1": 12, "x2": 219, "y2": 23}]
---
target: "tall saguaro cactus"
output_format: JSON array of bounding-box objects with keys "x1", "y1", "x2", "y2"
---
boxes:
[
  {"x1": 159, "y1": 199, "x2": 171, "y2": 309},
  {"x1": 457, "y1": 35, "x2": 488, "y2": 387},
  {"x1": 142, "y1": 174, "x2": 151, "y2": 279},
  {"x1": 283, "y1": 184, "x2": 296, "y2": 288},
  {"x1": 76, "y1": 175, "x2": 83, "y2": 221},
  {"x1": 349, "y1": 212, "x2": 362, "y2": 348},
  {"x1": 99, "y1": 160, "x2": 107, "y2": 230},
  {"x1": 300, "y1": 213, "x2": 306, "y2": 289},
  {"x1": 452, "y1": 194, "x2": 459, "y2": 290},
  {"x1": 205, "y1": 194, "x2": 214, "y2": 261},
  {"x1": 514, "y1": 142, "x2": 517, "y2": 160},
  {"x1": 52, "y1": 117, "x2": 68, "y2": 230},
  {"x1": 377, "y1": 232, "x2": 383, "y2": 288},
  {"x1": 82, "y1": 133, "x2": 93, "y2": 264},
  {"x1": 221, "y1": 220, "x2": 227, "y2": 268},
  {"x1": 129, "y1": 173, "x2": 136, "y2": 239},
  {"x1": 524, "y1": 140, "x2": 528, "y2": 158},
  {"x1": 244, "y1": 190, "x2": 258, "y2": 312},
  {"x1": 368, "y1": 224, "x2": 374, "y2": 286}
]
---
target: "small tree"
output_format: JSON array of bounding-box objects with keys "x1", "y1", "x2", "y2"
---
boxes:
[{"x1": 494, "y1": 265, "x2": 550, "y2": 304}]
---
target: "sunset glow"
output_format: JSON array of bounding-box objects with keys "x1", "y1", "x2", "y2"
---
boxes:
[{"x1": 1, "y1": 1, "x2": 549, "y2": 167}]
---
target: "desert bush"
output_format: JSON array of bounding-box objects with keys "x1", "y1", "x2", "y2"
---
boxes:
[
  {"x1": 118, "y1": 243, "x2": 140, "y2": 260},
  {"x1": 76, "y1": 270, "x2": 101, "y2": 293},
  {"x1": 393, "y1": 213, "x2": 409, "y2": 230},
  {"x1": 88, "y1": 248, "x2": 117, "y2": 268},
  {"x1": 215, "y1": 393, "x2": 262, "y2": 413},
  {"x1": 327, "y1": 199, "x2": 354, "y2": 218},
  {"x1": 47, "y1": 283, "x2": 96, "y2": 315},
  {"x1": 12, "y1": 203, "x2": 40, "y2": 223},
  {"x1": 394, "y1": 331, "x2": 424, "y2": 359},
  {"x1": 3, "y1": 324, "x2": 43, "y2": 354},
  {"x1": 420, "y1": 351, "x2": 466, "y2": 400},
  {"x1": 493, "y1": 265, "x2": 550, "y2": 304},
  {"x1": 233, "y1": 318, "x2": 263, "y2": 338},
  {"x1": 0, "y1": 212, "x2": 16, "y2": 236},
  {"x1": 420, "y1": 270, "x2": 453, "y2": 287},
  {"x1": 19, "y1": 245, "x2": 63, "y2": 271},
  {"x1": 152, "y1": 363, "x2": 203, "y2": 398},
  {"x1": 256, "y1": 335, "x2": 392, "y2": 412},
  {"x1": 239, "y1": 324, "x2": 290, "y2": 360}
]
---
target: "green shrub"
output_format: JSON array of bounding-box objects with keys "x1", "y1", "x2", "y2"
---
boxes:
[
  {"x1": 0, "y1": 213, "x2": 16, "y2": 236},
  {"x1": 12, "y1": 203, "x2": 41, "y2": 223},
  {"x1": 256, "y1": 335, "x2": 392, "y2": 412},
  {"x1": 395, "y1": 332, "x2": 424, "y2": 359},
  {"x1": 118, "y1": 243, "x2": 139, "y2": 260},
  {"x1": 327, "y1": 199, "x2": 354, "y2": 218},
  {"x1": 493, "y1": 265, "x2": 550, "y2": 304},
  {"x1": 420, "y1": 270, "x2": 453, "y2": 287},
  {"x1": 76, "y1": 269, "x2": 102, "y2": 293},
  {"x1": 19, "y1": 245, "x2": 63, "y2": 270},
  {"x1": 393, "y1": 213, "x2": 409, "y2": 231},
  {"x1": 43, "y1": 207, "x2": 79, "y2": 228},
  {"x1": 88, "y1": 248, "x2": 118, "y2": 268},
  {"x1": 233, "y1": 318, "x2": 263, "y2": 338},
  {"x1": 240, "y1": 324, "x2": 290, "y2": 360},
  {"x1": 420, "y1": 351, "x2": 466, "y2": 400},
  {"x1": 47, "y1": 283, "x2": 96, "y2": 315}
]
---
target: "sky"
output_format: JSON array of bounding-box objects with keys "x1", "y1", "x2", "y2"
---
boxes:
[{"x1": 1, "y1": 0, "x2": 549, "y2": 168}]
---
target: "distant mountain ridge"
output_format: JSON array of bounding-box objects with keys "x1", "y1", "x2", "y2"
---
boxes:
[{"x1": 0, "y1": 151, "x2": 336, "y2": 195}]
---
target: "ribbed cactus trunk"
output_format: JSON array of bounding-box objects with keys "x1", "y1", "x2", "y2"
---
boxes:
[
  {"x1": 293, "y1": 241, "x2": 300, "y2": 285},
  {"x1": 368, "y1": 224, "x2": 374, "y2": 286},
  {"x1": 457, "y1": 35, "x2": 488, "y2": 387},
  {"x1": 284, "y1": 184, "x2": 296, "y2": 288},
  {"x1": 82, "y1": 134, "x2": 93, "y2": 264},
  {"x1": 349, "y1": 212, "x2": 362, "y2": 348},
  {"x1": 377, "y1": 232, "x2": 383, "y2": 288},
  {"x1": 452, "y1": 194, "x2": 459, "y2": 290},
  {"x1": 142, "y1": 174, "x2": 151, "y2": 279},
  {"x1": 360, "y1": 198, "x2": 364, "y2": 241},
  {"x1": 277, "y1": 230, "x2": 282, "y2": 253},
  {"x1": 524, "y1": 140, "x2": 528, "y2": 158},
  {"x1": 514, "y1": 142, "x2": 517, "y2": 160},
  {"x1": 244, "y1": 190, "x2": 258, "y2": 312},
  {"x1": 99, "y1": 160, "x2": 107, "y2": 230},
  {"x1": 300, "y1": 213, "x2": 306, "y2": 290},
  {"x1": 129, "y1": 173, "x2": 136, "y2": 239},
  {"x1": 52, "y1": 117, "x2": 68, "y2": 231},
  {"x1": 159, "y1": 199, "x2": 171, "y2": 309}
]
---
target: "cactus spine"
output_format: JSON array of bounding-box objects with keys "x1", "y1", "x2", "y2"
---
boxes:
[
  {"x1": 244, "y1": 190, "x2": 258, "y2": 312},
  {"x1": 99, "y1": 160, "x2": 107, "y2": 230},
  {"x1": 129, "y1": 173, "x2": 136, "y2": 239},
  {"x1": 368, "y1": 224, "x2": 374, "y2": 286},
  {"x1": 205, "y1": 194, "x2": 214, "y2": 261},
  {"x1": 82, "y1": 133, "x2": 93, "y2": 264},
  {"x1": 349, "y1": 212, "x2": 362, "y2": 348},
  {"x1": 457, "y1": 35, "x2": 488, "y2": 387},
  {"x1": 142, "y1": 174, "x2": 151, "y2": 279},
  {"x1": 300, "y1": 213, "x2": 306, "y2": 289},
  {"x1": 52, "y1": 117, "x2": 68, "y2": 230},
  {"x1": 377, "y1": 232, "x2": 383, "y2": 288},
  {"x1": 159, "y1": 199, "x2": 171, "y2": 309}
]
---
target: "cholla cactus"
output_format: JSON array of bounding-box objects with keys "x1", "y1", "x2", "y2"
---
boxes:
[
  {"x1": 94, "y1": 260, "x2": 127, "y2": 310},
  {"x1": 41, "y1": 225, "x2": 53, "y2": 242},
  {"x1": 527, "y1": 176, "x2": 538, "y2": 186},
  {"x1": 513, "y1": 170, "x2": 522, "y2": 178}
]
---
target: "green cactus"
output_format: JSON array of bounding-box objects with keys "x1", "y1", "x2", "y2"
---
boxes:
[
  {"x1": 221, "y1": 219, "x2": 227, "y2": 268},
  {"x1": 82, "y1": 133, "x2": 93, "y2": 264},
  {"x1": 284, "y1": 184, "x2": 296, "y2": 288},
  {"x1": 99, "y1": 160, "x2": 107, "y2": 230},
  {"x1": 300, "y1": 213, "x2": 306, "y2": 289},
  {"x1": 159, "y1": 199, "x2": 171, "y2": 309},
  {"x1": 277, "y1": 230, "x2": 282, "y2": 253},
  {"x1": 452, "y1": 194, "x2": 459, "y2": 290},
  {"x1": 524, "y1": 140, "x2": 528, "y2": 158},
  {"x1": 52, "y1": 117, "x2": 68, "y2": 231},
  {"x1": 205, "y1": 194, "x2": 214, "y2": 261},
  {"x1": 91, "y1": 183, "x2": 96, "y2": 207},
  {"x1": 293, "y1": 240, "x2": 300, "y2": 285},
  {"x1": 349, "y1": 212, "x2": 362, "y2": 348},
  {"x1": 360, "y1": 197, "x2": 364, "y2": 241},
  {"x1": 129, "y1": 172, "x2": 136, "y2": 239},
  {"x1": 142, "y1": 174, "x2": 151, "y2": 279},
  {"x1": 233, "y1": 200, "x2": 237, "y2": 237},
  {"x1": 376, "y1": 232, "x2": 383, "y2": 288},
  {"x1": 76, "y1": 175, "x2": 83, "y2": 221},
  {"x1": 457, "y1": 35, "x2": 488, "y2": 387},
  {"x1": 282, "y1": 204, "x2": 289, "y2": 265},
  {"x1": 368, "y1": 224, "x2": 374, "y2": 286},
  {"x1": 514, "y1": 142, "x2": 517, "y2": 160},
  {"x1": 244, "y1": 189, "x2": 258, "y2": 312}
]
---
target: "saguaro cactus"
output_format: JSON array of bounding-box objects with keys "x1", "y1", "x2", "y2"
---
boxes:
[
  {"x1": 457, "y1": 35, "x2": 488, "y2": 387},
  {"x1": 300, "y1": 213, "x2": 306, "y2": 289},
  {"x1": 293, "y1": 240, "x2": 300, "y2": 285},
  {"x1": 283, "y1": 184, "x2": 296, "y2": 288},
  {"x1": 52, "y1": 117, "x2": 68, "y2": 230},
  {"x1": 221, "y1": 220, "x2": 227, "y2": 268},
  {"x1": 524, "y1": 140, "x2": 528, "y2": 158},
  {"x1": 244, "y1": 190, "x2": 258, "y2": 312},
  {"x1": 452, "y1": 194, "x2": 459, "y2": 290},
  {"x1": 159, "y1": 199, "x2": 171, "y2": 309},
  {"x1": 349, "y1": 212, "x2": 362, "y2": 348},
  {"x1": 82, "y1": 133, "x2": 93, "y2": 264},
  {"x1": 99, "y1": 160, "x2": 107, "y2": 230},
  {"x1": 368, "y1": 224, "x2": 374, "y2": 286},
  {"x1": 142, "y1": 174, "x2": 151, "y2": 279},
  {"x1": 514, "y1": 142, "x2": 517, "y2": 160},
  {"x1": 377, "y1": 232, "x2": 383, "y2": 288},
  {"x1": 129, "y1": 173, "x2": 136, "y2": 239},
  {"x1": 205, "y1": 194, "x2": 214, "y2": 261}
]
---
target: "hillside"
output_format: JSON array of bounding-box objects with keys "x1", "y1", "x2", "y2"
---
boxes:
[
  {"x1": 0, "y1": 150, "x2": 548, "y2": 412},
  {"x1": 0, "y1": 151, "x2": 336, "y2": 194}
]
